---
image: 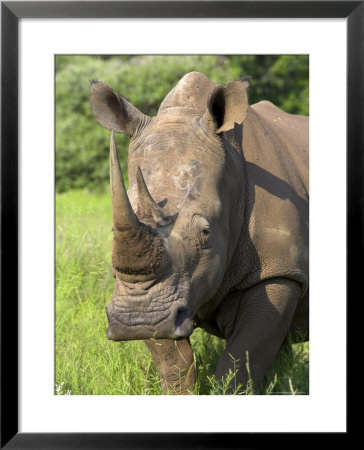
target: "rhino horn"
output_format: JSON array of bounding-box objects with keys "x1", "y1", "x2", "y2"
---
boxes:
[
  {"x1": 109, "y1": 132, "x2": 166, "y2": 277},
  {"x1": 136, "y1": 166, "x2": 171, "y2": 226},
  {"x1": 110, "y1": 131, "x2": 139, "y2": 230}
]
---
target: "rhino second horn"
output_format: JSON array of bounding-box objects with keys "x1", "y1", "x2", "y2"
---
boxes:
[
  {"x1": 109, "y1": 131, "x2": 139, "y2": 230},
  {"x1": 136, "y1": 166, "x2": 170, "y2": 226}
]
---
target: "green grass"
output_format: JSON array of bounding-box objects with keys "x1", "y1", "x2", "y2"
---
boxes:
[{"x1": 56, "y1": 189, "x2": 309, "y2": 395}]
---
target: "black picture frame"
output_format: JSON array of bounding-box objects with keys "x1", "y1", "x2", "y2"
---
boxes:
[{"x1": 1, "y1": 1, "x2": 359, "y2": 448}]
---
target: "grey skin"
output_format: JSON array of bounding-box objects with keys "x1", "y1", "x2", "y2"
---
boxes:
[{"x1": 90, "y1": 72, "x2": 309, "y2": 394}]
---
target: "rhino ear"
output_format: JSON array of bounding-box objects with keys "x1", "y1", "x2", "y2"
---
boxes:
[
  {"x1": 90, "y1": 81, "x2": 150, "y2": 136},
  {"x1": 205, "y1": 79, "x2": 250, "y2": 134}
]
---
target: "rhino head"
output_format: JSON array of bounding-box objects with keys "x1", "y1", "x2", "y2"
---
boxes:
[{"x1": 90, "y1": 72, "x2": 249, "y2": 341}]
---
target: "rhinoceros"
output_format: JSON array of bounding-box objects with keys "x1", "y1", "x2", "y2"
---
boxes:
[{"x1": 90, "y1": 72, "x2": 308, "y2": 394}]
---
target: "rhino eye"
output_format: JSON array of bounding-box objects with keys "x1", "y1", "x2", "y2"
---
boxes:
[
  {"x1": 199, "y1": 227, "x2": 210, "y2": 247},
  {"x1": 192, "y1": 214, "x2": 211, "y2": 248}
]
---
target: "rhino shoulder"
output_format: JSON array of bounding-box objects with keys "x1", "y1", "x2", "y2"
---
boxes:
[
  {"x1": 251, "y1": 99, "x2": 277, "y2": 111},
  {"x1": 251, "y1": 100, "x2": 289, "y2": 118}
]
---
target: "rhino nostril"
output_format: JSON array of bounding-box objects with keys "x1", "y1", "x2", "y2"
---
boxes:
[
  {"x1": 175, "y1": 308, "x2": 188, "y2": 327},
  {"x1": 174, "y1": 308, "x2": 193, "y2": 337}
]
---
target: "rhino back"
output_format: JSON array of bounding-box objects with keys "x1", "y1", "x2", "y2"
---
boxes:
[
  {"x1": 247, "y1": 100, "x2": 308, "y2": 192},
  {"x1": 240, "y1": 101, "x2": 309, "y2": 292}
]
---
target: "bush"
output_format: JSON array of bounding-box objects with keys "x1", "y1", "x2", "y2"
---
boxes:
[{"x1": 56, "y1": 55, "x2": 308, "y2": 192}]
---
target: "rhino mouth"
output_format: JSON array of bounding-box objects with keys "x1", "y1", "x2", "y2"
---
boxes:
[
  {"x1": 105, "y1": 302, "x2": 193, "y2": 340},
  {"x1": 106, "y1": 273, "x2": 194, "y2": 340}
]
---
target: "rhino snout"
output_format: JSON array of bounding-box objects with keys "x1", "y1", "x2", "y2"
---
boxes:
[{"x1": 105, "y1": 301, "x2": 193, "y2": 340}]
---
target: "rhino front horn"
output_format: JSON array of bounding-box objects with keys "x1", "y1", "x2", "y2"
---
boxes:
[
  {"x1": 109, "y1": 131, "x2": 139, "y2": 230},
  {"x1": 109, "y1": 132, "x2": 166, "y2": 278}
]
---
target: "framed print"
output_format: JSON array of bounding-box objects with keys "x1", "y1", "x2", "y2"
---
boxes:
[{"x1": 1, "y1": 1, "x2": 360, "y2": 447}]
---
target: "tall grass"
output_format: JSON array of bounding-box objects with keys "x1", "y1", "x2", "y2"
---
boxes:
[{"x1": 56, "y1": 190, "x2": 309, "y2": 395}]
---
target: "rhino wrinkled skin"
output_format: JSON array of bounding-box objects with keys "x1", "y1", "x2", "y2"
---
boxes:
[{"x1": 90, "y1": 72, "x2": 309, "y2": 394}]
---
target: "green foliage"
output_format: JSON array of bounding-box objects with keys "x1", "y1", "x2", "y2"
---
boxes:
[
  {"x1": 56, "y1": 190, "x2": 309, "y2": 395},
  {"x1": 56, "y1": 55, "x2": 308, "y2": 192}
]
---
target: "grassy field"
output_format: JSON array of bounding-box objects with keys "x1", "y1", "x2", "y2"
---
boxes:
[{"x1": 56, "y1": 190, "x2": 309, "y2": 395}]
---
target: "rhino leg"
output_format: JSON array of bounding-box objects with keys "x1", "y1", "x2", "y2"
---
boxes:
[
  {"x1": 215, "y1": 278, "x2": 302, "y2": 393},
  {"x1": 144, "y1": 338, "x2": 196, "y2": 395}
]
